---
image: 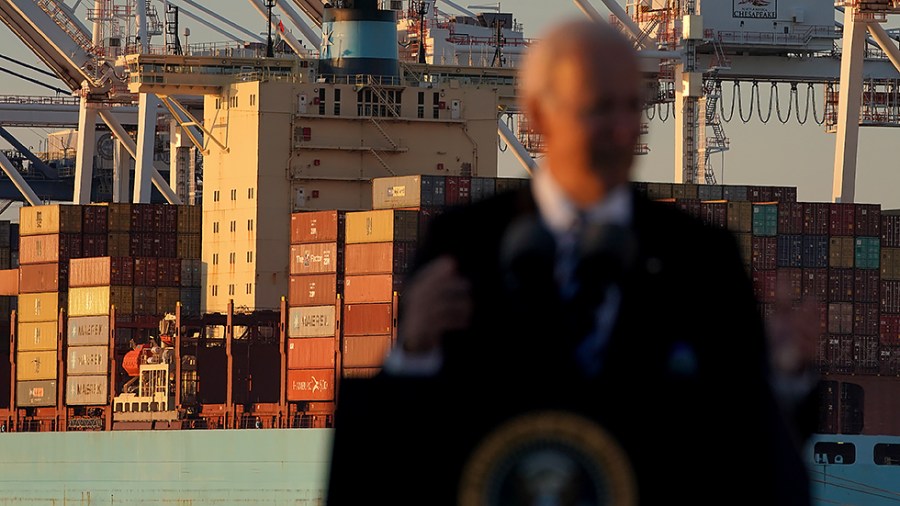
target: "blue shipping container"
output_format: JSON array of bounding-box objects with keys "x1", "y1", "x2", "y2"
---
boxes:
[
  {"x1": 777, "y1": 235, "x2": 803, "y2": 268},
  {"x1": 802, "y1": 236, "x2": 829, "y2": 268}
]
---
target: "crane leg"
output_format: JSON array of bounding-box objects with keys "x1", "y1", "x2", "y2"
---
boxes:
[
  {"x1": 833, "y1": 7, "x2": 866, "y2": 204},
  {"x1": 74, "y1": 102, "x2": 98, "y2": 204}
]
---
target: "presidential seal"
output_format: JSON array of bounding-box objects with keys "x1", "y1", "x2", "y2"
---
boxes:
[{"x1": 458, "y1": 411, "x2": 637, "y2": 506}]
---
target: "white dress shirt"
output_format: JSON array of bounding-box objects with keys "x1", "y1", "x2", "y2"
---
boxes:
[{"x1": 384, "y1": 169, "x2": 633, "y2": 376}]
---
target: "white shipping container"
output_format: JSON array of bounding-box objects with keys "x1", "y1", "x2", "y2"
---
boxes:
[
  {"x1": 288, "y1": 305, "x2": 336, "y2": 338},
  {"x1": 66, "y1": 375, "x2": 108, "y2": 405}
]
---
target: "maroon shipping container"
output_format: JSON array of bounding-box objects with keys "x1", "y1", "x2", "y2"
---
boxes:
[
  {"x1": 880, "y1": 315, "x2": 900, "y2": 345},
  {"x1": 830, "y1": 204, "x2": 856, "y2": 237},
  {"x1": 771, "y1": 187, "x2": 797, "y2": 203},
  {"x1": 290, "y1": 243, "x2": 341, "y2": 275},
  {"x1": 776, "y1": 268, "x2": 802, "y2": 301},
  {"x1": 18, "y1": 263, "x2": 63, "y2": 293},
  {"x1": 854, "y1": 270, "x2": 880, "y2": 303},
  {"x1": 826, "y1": 336, "x2": 854, "y2": 373},
  {"x1": 69, "y1": 257, "x2": 134, "y2": 287},
  {"x1": 130, "y1": 205, "x2": 154, "y2": 232},
  {"x1": 803, "y1": 203, "x2": 830, "y2": 235},
  {"x1": 676, "y1": 199, "x2": 701, "y2": 219},
  {"x1": 20, "y1": 234, "x2": 82, "y2": 265},
  {"x1": 759, "y1": 303, "x2": 775, "y2": 325},
  {"x1": 777, "y1": 202, "x2": 803, "y2": 235},
  {"x1": 344, "y1": 242, "x2": 417, "y2": 275},
  {"x1": 883, "y1": 214, "x2": 900, "y2": 248},
  {"x1": 342, "y1": 335, "x2": 392, "y2": 368},
  {"x1": 162, "y1": 233, "x2": 177, "y2": 258},
  {"x1": 700, "y1": 202, "x2": 727, "y2": 229},
  {"x1": 828, "y1": 269, "x2": 854, "y2": 302},
  {"x1": 752, "y1": 270, "x2": 777, "y2": 303},
  {"x1": 882, "y1": 280, "x2": 900, "y2": 314},
  {"x1": 343, "y1": 304, "x2": 393, "y2": 336},
  {"x1": 134, "y1": 258, "x2": 159, "y2": 287},
  {"x1": 162, "y1": 205, "x2": 178, "y2": 232},
  {"x1": 748, "y1": 186, "x2": 773, "y2": 202},
  {"x1": 445, "y1": 176, "x2": 471, "y2": 206},
  {"x1": 289, "y1": 274, "x2": 339, "y2": 307},
  {"x1": 855, "y1": 205, "x2": 881, "y2": 237},
  {"x1": 751, "y1": 237, "x2": 777, "y2": 270},
  {"x1": 815, "y1": 302, "x2": 828, "y2": 335},
  {"x1": 287, "y1": 338, "x2": 336, "y2": 369},
  {"x1": 287, "y1": 369, "x2": 334, "y2": 401},
  {"x1": 802, "y1": 269, "x2": 828, "y2": 301},
  {"x1": 82, "y1": 206, "x2": 108, "y2": 234},
  {"x1": 291, "y1": 211, "x2": 344, "y2": 244},
  {"x1": 344, "y1": 275, "x2": 398, "y2": 304},
  {"x1": 156, "y1": 258, "x2": 182, "y2": 287},
  {"x1": 82, "y1": 234, "x2": 107, "y2": 258},
  {"x1": 854, "y1": 303, "x2": 880, "y2": 336},
  {"x1": 417, "y1": 207, "x2": 445, "y2": 239}
]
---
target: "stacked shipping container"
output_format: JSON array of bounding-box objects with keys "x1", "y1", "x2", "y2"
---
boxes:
[{"x1": 286, "y1": 211, "x2": 343, "y2": 404}]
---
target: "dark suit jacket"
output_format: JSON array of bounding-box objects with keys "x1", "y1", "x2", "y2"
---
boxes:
[{"x1": 327, "y1": 188, "x2": 813, "y2": 506}]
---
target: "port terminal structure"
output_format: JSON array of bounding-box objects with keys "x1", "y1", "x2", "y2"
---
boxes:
[{"x1": 0, "y1": 0, "x2": 900, "y2": 208}]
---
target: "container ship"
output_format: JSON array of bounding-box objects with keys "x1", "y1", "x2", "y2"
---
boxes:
[{"x1": 0, "y1": 0, "x2": 896, "y2": 504}]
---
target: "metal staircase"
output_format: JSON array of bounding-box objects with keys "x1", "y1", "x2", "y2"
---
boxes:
[{"x1": 701, "y1": 78, "x2": 730, "y2": 185}]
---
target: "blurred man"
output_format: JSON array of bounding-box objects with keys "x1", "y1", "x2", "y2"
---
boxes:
[{"x1": 328, "y1": 19, "x2": 814, "y2": 506}]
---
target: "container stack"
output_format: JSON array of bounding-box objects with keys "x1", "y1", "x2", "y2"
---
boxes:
[
  {"x1": 286, "y1": 211, "x2": 343, "y2": 404},
  {"x1": 342, "y1": 209, "x2": 419, "y2": 378},
  {"x1": 16, "y1": 205, "x2": 82, "y2": 407},
  {"x1": 0, "y1": 221, "x2": 18, "y2": 410}
]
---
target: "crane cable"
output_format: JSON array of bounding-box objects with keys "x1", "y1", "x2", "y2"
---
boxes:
[{"x1": 720, "y1": 81, "x2": 826, "y2": 126}]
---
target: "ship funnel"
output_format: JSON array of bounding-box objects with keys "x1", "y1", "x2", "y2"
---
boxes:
[{"x1": 320, "y1": 0, "x2": 400, "y2": 80}]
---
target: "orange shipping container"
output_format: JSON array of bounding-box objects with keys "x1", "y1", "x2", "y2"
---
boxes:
[
  {"x1": 20, "y1": 234, "x2": 81, "y2": 264},
  {"x1": 290, "y1": 243, "x2": 341, "y2": 275},
  {"x1": 291, "y1": 211, "x2": 343, "y2": 244},
  {"x1": 0, "y1": 269, "x2": 18, "y2": 295},
  {"x1": 342, "y1": 335, "x2": 392, "y2": 368},
  {"x1": 286, "y1": 369, "x2": 335, "y2": 401},
  {"x1": 289, "y1": 275, "x2": 338, "y2": 307},
  {"x1": 17, "y1": 322, "x2": 58, "y2": 351},
  {"x1": 343, "y1": 275, "x2": 396, "y2": 304},
  {"x1": 19, "y1": 263, "x2": 62, "y2": 293},
  {"x1": 341, "y1": 368, "x2": 381, "y2": 379},
  {"x1": 343, "y1": 304, "x2": 393, "y2": 336},
  {"x1": 287, "y1": 338, "x2": 336, "y2": 369},
  {"x1": 69, "y1": 257, "x2": 134, "y2": 287},
  {"x1": 19, "y1": 204, "x2": 82, "y2": 236},
  {"x1": 18, "y1": 292, "x2": 66, "y2": 323},
  {"x1": 344, "y1": 242, "x2": 417, "y2": 275}
]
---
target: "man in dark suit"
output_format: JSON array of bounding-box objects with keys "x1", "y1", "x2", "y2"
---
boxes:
[{"x1": 328, "y1": 20, "x2": 814, "y2": 506}]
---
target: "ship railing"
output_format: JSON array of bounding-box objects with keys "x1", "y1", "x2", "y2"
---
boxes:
[{"x1": 712, "y1": 25, "x2": 837, "y2": 47}]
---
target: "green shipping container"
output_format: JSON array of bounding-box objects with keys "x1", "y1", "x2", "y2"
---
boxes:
[
  {"x1": 855, "y1": 237, "x2": 881, "y2": 270},
  {"x1": 752, "y1": 204, "x2": 778, "y2": 237}
]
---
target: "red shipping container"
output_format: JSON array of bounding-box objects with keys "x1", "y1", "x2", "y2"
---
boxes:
[
  {"x1": 751, "y1": 237, "x2": 777, "y2": 270},
  {"x1": 344, "y1": 275, "x2": 397, "y2": 304},
  {"x1": 344, "y1": 304, "x2": 394, "y2": 336},
  {"x1": 130, "y1": 205, "x2": 153, "y2": 232},
  {"x1": 855, "y1": 204, "x2": 881, "y2": 237},
  {"x1": 445, "y1": 176, "x2": 471, "y2": 206},
  {"x1": 854, "y1": 270, "x2": 880, "y2": 303},
  {"x1": 342, "y1": 368, "x2": 381, "y2": 379},
  {"x1": 802, "y1": 269, "x2": 828, "y2": 301},
  {"x1": 134, "y1": 258, "x2": 159, "y2": 287},
  {"x1": 344, "y1": 242, "x2": 417, "y2": 275},
  {"x1": 289, "y1": 274, "x2": 339, "y2": 306},
  {"x1": 286, "y1": 369, "x2": 334, "y2": 401},
  {"x1": 752, "y1": 270, "x2": 777, "y2": 302},
  {"x1": 829, "y1": 269, "x2": 855, "y2": 302},
  {"x1": 883, "y1": 214, "x2": 900, "y2": 248},
  {"x1": 882, "y1": 280, "x2": 900, "y2": 314},
  {"x1": 162, "y1": 205, "x2": 178, "y2": 232},
  {"x1": 676, "y1": 199, "x2": 701, "y2": 219},
  {"x1": 82, "y1": 206, "x2": 109, "y2": 234},
  {"x1": 776, "y1": 268, "x2": 802, "y2": 301},
  {"x1": 290, "y1": 243, "x2": 341, "y2": 275},
  {"x1": 830, "y1": 203, "x2": 856, "y2": 236},
  {"x1": 815, "y1": 302, "x2": 828, "y2": 335},
  {"x1": 287, "y1": 338, "x2": 335, "y2": 369},
  {"x1": 803, "y1": 203, "x2": 830, "y2": 235},
  {"x1": 854, "y1": 303, "x2": 880, "y2": 336},
  {"x1": 777, "y1": 202, "x2": 803, "y2": 235},
  {"x1": 342, "y1": 335, "x2": 392, "y2": 368},
  {"x1": 157, "y1": 258, "x2": 181, "y2": 287},
  {"x1": 880, "y1": 315, "x2": 900, "y2": 345},
  {"x1": 291, "y1": 211, "x2": 344, "y2": 244},
  {"x1": 700, "y1": 202, "x2": 727, "y2": 229},
  {"x1": 82, "y1": 234, "x2": 108, "y2": 258},
  {"x1": 759, "y1": 303, "x2": 775, "y2": 324}
]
